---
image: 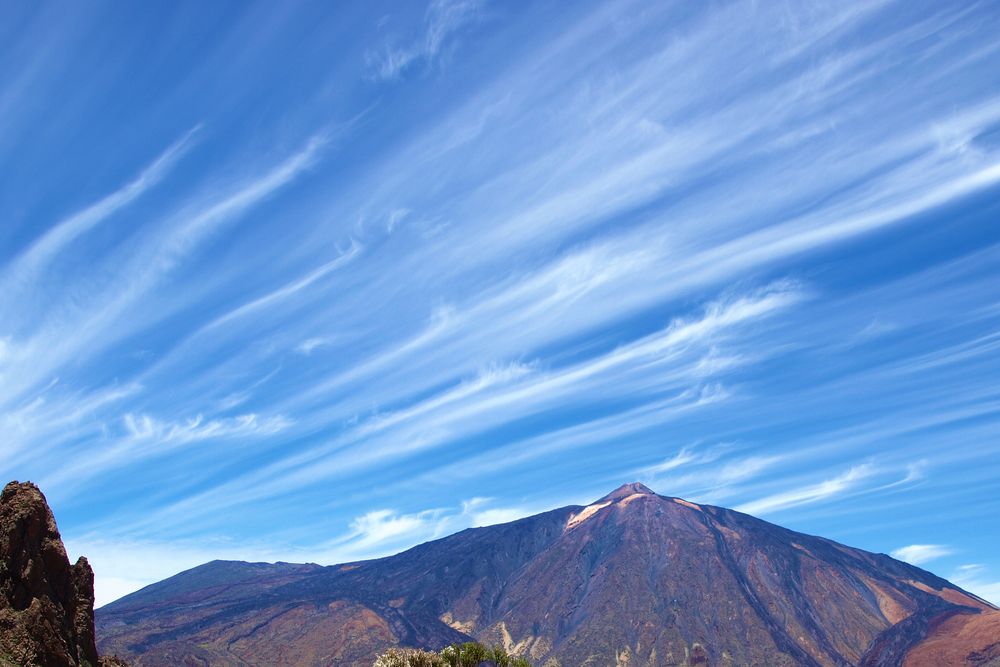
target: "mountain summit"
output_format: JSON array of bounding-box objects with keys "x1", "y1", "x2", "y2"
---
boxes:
[
  {"x1": 597, "y1": 481, "x2": 656, "y2": 502},
  {"x1": 98, "y1": 485, "x2": 999, "y2": 666}
]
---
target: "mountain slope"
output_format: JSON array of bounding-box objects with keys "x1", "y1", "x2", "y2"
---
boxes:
[{"x1": 96, "y1": 484, "x2": 998, "y2": 666}]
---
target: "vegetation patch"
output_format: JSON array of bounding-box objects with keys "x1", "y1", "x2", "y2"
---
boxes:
[{"x1": 373, "y1": 642, "x2": 533, "y2": 667}]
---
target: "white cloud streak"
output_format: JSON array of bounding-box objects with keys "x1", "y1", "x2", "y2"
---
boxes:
[
  {"x1": 369, "y1": 0, "x2": 484, "y2": 80},
  {"x1": 0, "y1": 131, "x2": 329, "y2": 413},
  {"x1": 0, "y1": 125, "x2": 200, "y2": 310},
  {"x1": 890, "y1": 543, "x2": 954, "y2": 566},
  {"x1": 736, "y1": 464, "x2": 876, "y2": 516},
  {"x1": 123, "y1": 282, "x2": 799, "y2": 529}
]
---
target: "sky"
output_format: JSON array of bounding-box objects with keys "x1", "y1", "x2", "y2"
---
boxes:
[{"x1": 1, "y1": 0, "x2": 999, "y2": 608}]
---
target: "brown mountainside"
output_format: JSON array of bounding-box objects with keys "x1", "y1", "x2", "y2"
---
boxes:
[{"x1": 97, "y1": 483, "x2": 999, "y2": 666}]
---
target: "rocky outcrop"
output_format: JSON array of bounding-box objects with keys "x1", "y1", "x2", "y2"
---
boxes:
[{"x1": 0, "y1": 481, "x2": 100, "y2": 667}]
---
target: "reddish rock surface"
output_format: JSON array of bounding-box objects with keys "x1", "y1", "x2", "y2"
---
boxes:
[
  {"x1": 97, "y1": 483, "x2": 999, "y2": 666},
  {"x1": 0, "y1": 481, "x2": 100, "y2": 666},
  {"x1": 903, "y1": 609, "x2": 1000, "y2": 667}
]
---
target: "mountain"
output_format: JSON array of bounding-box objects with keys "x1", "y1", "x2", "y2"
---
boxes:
[
  {"x1": 96, "y1": 483, "x2": 999, "y2": 666},
  {"x1": 0, "y1": 481, "x2": 126, "y2": 667}
]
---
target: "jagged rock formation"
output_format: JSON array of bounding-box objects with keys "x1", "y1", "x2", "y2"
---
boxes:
[
  {"x1": 0, "y1": 481, "x2": 110, "y2": 667},
  {"x1": 97, "y1": 483, "x2": 999, "y2": 666}
]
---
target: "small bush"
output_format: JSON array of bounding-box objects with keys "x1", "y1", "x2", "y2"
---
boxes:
[
  {"x1": 373, "y1": 647, "x2": 447, "y2": 667},
  {"x1": 373, "y1": 642, "x2": 533, "y2": 667}
]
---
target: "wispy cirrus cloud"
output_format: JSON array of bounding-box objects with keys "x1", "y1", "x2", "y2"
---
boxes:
[
  {"x1": 341, "y1": 507, "x2": 448, "y2": 551},
  {"x1": 890, "y1": 544, "x2": 954, "y2": 566},
  {"x1": 38, "y1": 411, "x2": 293, "y2": 496},
  {"x1": 643, "y1": 451, "x2": 789, "y2": 505},
  {"x1": 0, "y1": 125, "x2": 200, "y2": 305},
  {"x1": 736, "y1": 464, "x2": 877, "y2": 516},
  {"x1": 3, "y1": 0, "x2": 999, "y2": 606},
  {"x1": 118, "y1": 281, "x2": 800, "y2": 530},
  {"x1": 0, "y1": 130, "x2": 330, "y2": 414},
  {"x1": 121, "y1": 412, "x2": 291, "y2": 444},
  {"x1": 368, "y1": 0, "x2": 485, "y2": 80}
]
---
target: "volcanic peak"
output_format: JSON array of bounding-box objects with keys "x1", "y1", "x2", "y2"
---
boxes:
[
  {"x1": 96, "y1": 478, "x2": 1000, "y2": 667},
  {"x1": 597, "y1": 481, "x2": 656, "y2": 503}
]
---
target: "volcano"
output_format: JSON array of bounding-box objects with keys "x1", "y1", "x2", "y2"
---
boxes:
[{"x1": 96, "y1": 484, "x2": 999, "y2": 666}]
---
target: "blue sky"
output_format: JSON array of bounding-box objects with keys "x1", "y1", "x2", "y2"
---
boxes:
[{"x1": 1, "y1": 0, "x2": 999, "y2": 607}]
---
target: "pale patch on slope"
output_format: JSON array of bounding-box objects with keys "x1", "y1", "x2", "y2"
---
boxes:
[
  {"x1": 565, "y1": 500, "x2": 611, "y2": 530},
  {"x1": 673, "y1": 498, "x2": 701, "y2": 511}
]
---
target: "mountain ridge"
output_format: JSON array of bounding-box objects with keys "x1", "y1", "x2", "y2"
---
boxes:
[{"x1": 97, "y1": 484, "x2": 999, "y2": 666}]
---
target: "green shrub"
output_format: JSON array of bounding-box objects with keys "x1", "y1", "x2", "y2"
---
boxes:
[
  {"x1": 372, "y1": 642, "x2": 533, "y2": 667},
  {"x1": 459, "y1": 641, "x2": 488, "y2": 666},
  {"x1": 490, "y1": 644, "x2": 511, "y2": 667},
  {"x1": 373, "y1": 647, "x2": 447, "y2": 667}
]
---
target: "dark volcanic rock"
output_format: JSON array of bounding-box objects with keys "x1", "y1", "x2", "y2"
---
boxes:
[
  {"x1": 0, "y1": 481, "x2": 100, "y2": 667},
  {"x1": 97, "y1": 483, "x2": 999, "y2": 667}
]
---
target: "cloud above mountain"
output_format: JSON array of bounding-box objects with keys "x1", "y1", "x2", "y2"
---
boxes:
[{"x1": 1, "y1": 0, "x2": 999, "y2": 606}]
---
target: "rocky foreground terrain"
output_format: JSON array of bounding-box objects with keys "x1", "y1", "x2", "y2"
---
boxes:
[
  {"x1": 97, "y1": 483, "x2": 1000, "y2": 666},
  {"x1": 0, "y1": 481, "x2": 125, "y2": 667}
]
